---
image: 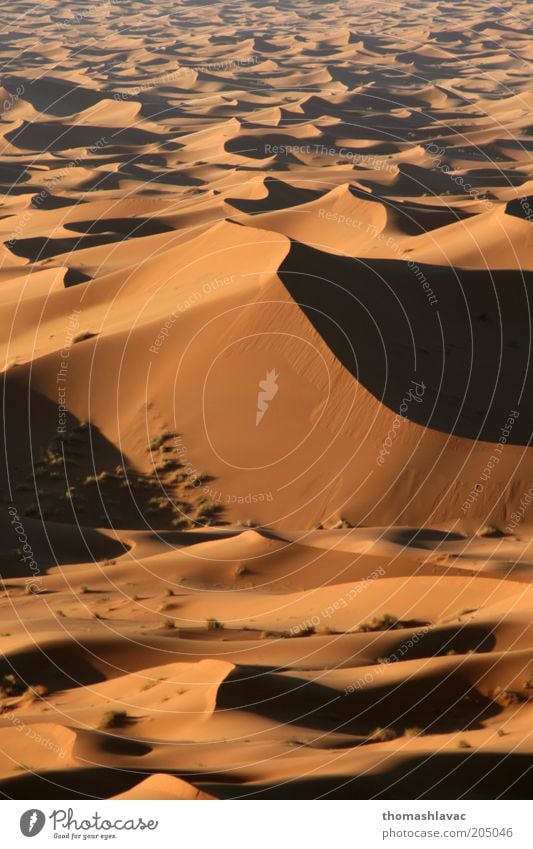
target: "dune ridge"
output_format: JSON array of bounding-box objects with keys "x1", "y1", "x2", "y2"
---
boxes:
[{"x1": 0, "y1": 0, "x2": 532, "y2": 800}]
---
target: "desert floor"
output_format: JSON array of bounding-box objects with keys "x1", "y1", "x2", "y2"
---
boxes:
[{"x1": 0, "y1": 0, "x2": 532, "y2": 799}]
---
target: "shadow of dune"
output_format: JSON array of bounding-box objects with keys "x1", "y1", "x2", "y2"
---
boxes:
[
  {"x1": 204, "y1": 752, "x2": 533, "y2": 799},
  {"x1": 1, "y1": 752, "x2": 531, "y2": 800},
  {"x1": 0, "y1": 371, "x2": 208, "y2": 532},
  {"x1": 215, "y1": 665, "x2": 498, "y2": 735},
  {"x1": 278, "y1": 240, "x2": 533, "y2": 443},
  {"x1": 0, "y1": 762, "x2": 243, "y2": 800}
]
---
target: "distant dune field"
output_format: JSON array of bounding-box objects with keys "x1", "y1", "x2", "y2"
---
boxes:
[{"x1": 0, "y1": 0, "x2": 532, "y2": 800}]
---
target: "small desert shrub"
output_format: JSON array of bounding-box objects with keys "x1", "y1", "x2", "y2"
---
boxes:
[
  {"x1": 25, "y1": 684, "x2": 48, "y2": 701},
  {"x1": 148, "y1": 496, "x2": 172, "y2": 511},
  {"x1": 404, "y1": 726, "x2": 423, "y2": 738},
  {"x1": 369, "y1": 727, "x2": 397, "y2": 743},
  {"x1": 155, "y1": 458, "x2": 179, "y2": 472},
  {"x1": 83, "y1": 471, "x2": 111, "y2": 486},
  {"x1": 260, "y1": 630, "x2": 283, "y2": 639},
  {"x1": 457, "y1": 607, "x2": 476, "y2": 617},
  {"x1": 73, "y1": 330, "x2": 98, "y2": 344},
  {"x1": 147, "y1": 432, "x2": 173, "y2": 451},
  {"x1": 457, "y1": 739, "x2": 471, "y2": 749},
  {"x1": 356, "y1": 614, "x2": 399, "y2": 633},
  {"x1": 188, "y1": 472, "x2": 208, "y2": 487},
  {"x1": 478, "y1": 526, "x2": 505, "y2": 538},
  {"x1": 195, "y1": 500, "x2": 220, "y2": 520},
  {"x1": 331, "y1": 517, "x2": 352, "y2": 529},
  {"x1": 491, "y1": 686, "x2": 524, "y2": 707},
  {"x1": 206, "y1": 618, "x2": 222, "y2": 631},
  {"x1": 0, "y1": 674, "x2": 24, "y2": 697},
  {"x1": 172, "y1": 516, "x2": 190, "y2": 529},
  {"x1": 239, "y1": 519, "x2": 257, "y2": 528},
  {"x1": 99, "y1": 709, "x2": 128, "y2": 729}
]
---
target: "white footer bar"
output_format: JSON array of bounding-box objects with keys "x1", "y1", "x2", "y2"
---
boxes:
[{"x1": 5, "y1": 800, "x2": 527, "y2": 848}]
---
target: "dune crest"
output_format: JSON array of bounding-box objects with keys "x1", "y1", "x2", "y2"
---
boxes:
[{"x1": 0, "y1": 0, "x2": 532, "y2": 801}]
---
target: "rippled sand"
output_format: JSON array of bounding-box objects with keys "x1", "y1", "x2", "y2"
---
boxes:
[{"x1": 0, "y1": 0, "x2": 532, "y2": 799}]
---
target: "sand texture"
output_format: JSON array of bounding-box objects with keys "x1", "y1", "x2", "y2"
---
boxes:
[{"x1": 0, "y1": 0, "x2": 532, "y2": 799}]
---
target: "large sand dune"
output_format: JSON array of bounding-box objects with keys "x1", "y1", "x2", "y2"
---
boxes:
[{"x1": 0, "y1": 0, "x2": 532, "y2": 799}]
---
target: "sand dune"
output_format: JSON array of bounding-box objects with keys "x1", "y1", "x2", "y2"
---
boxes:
[{"x1": 0, "y1": 0, "x2": 532, "y2": 801}]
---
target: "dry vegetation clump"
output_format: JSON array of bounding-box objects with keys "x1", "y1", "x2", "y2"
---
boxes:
[
  {"x1": 99, "y1": 709, "x2": 129, "y2": 729},
  {"x1": 0, "y1": 673, "x2": 25, "y2": 697},
  {"x1": 12, "y1": 424, "x2": 225, "y2": 531},
  {"x1": 491, "y1": 686, "x2": 526, "y2": 707},
  {"x1": 478, "y1": 526, "x2": 506, "y2": 538},
  {"x1": 369, "y1": 727, "x2": 397, "y2": 743},
  {"x1": 355, "y1": 613, "x2": 400, "y2": 633},
  {"x1": 72, "y1": 330, "x2": 98, "y2": 344},
  {"x1": 404, "y1": 726, "x2": 424, "y2": 738}
]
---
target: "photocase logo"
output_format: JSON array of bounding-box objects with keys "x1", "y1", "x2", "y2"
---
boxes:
[
  {"x1": 20, "y1": 810, "x2": 46, "y2": 837},
  {"x1": 256, "y1": 368, "x2": 279, "y2": 426}
]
